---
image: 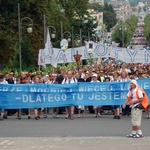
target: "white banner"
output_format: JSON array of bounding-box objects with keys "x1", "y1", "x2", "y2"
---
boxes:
[{"x1": 39, "y1": 41, "x2": 150, "y2": 65}]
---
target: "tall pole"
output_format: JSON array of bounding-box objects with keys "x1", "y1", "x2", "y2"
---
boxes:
[
  {"x1": 79, "y1": 28, "x2": 82, "y2": 65},
  {"x1": 61, "y1": 21, "x2": 63, "y2": 40},
  {"x1": 120, "y1": 21, "x2": 125, "y2": 47},
  {"x1": 18, "y1": 3, "x2": 22, "y2": 72},
  {"x1": 80, "y1": 28, "x2": 82, "y2": 46},
  {"x1": 18, "y1": 3, "x2": 33, "y2": 72},
  {"x1": 44, "y1": 15, "x2": 46, "y2": 45},
  {"x1": 88, "y1": 31, "x2": 90, "y2": 41},
  {"x1": 39, "y1": 14, "x2": 46, "y2": 71},
  {"x1": 72, "y1": 26, "x2": 74, "y2": 48},
  {"x1": 122, "y1": 24, "x2": 124, "y2": 47}
]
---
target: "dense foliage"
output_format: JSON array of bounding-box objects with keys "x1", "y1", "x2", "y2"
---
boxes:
[
  {"x1": 90, "y1": 2, "x2": 117, "y2": 32},
  {"x1": 112, "y1": 15, "x2": 138, "y2": 47},
  {"x1": 144, "y1": 14, "x2": 150, "y2": 44},
  {"x1": 0, "y1": 0, "x2": 118, "y2": 72}
]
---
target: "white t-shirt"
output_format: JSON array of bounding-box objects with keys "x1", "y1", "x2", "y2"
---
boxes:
[
  {"x1": 127, "y1": 87, "x2": 143, "y2": 108},
  {"x1": 61, "y1": 77, "x2": 77, "y2": 84},
  {"x1": 91, "y1": 80, "x2": 100, "y2": 82},
  {"x1": 0, "y1": 80, "x2": 8, "y2": 84},
  {"x1": 119, "y1": 78, "x2": 129, "y2": 82}
]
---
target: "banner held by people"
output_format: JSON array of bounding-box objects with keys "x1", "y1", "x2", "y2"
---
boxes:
[{"x1": 0, "y1": 78, "x2": 150, "y2": 109}]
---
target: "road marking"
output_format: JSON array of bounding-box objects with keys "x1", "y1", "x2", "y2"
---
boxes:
[
  {"x1": 0, "y1": 140, "x2": 9, "y2": 145},
  {"x1": 0, "y1": 136, "x2": 150, "y2": 140},
  {"x1": 7, "y1": 142, "x2": 14, "y2": 145}
]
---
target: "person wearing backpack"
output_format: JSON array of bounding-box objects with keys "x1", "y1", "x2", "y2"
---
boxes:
[{"x1": 122, "y1": 80, "x2": 149, "y2": 138}]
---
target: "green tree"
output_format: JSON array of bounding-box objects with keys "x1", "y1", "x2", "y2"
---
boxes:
[
  {"x1": 0, "y1": 0, "x2": 33, "y2": 69},
  {"x1": 144, "y1": 14, "x2": 150, "y2": 43},
  {"x1": 89, "y1": 2, "x2": 117, "y2": 32},
  {"x1": 103, "y1": 11, "x2": 117, "y2": 32},
  {"x1": 0, "y1": 0, "x2": 99, "y2": 71},
  {"x1": 59, "y1": 0, "x2": 97, "y2": 46},
  {"x1": 21, "y1": 36, "x2": 34, "y2": 70},
  {"x1": 104, "y1": 2, "x2": 115, "y2": 13},
  {"x1": 112, "y1": 15, "x2": 138, "y2": 47}
]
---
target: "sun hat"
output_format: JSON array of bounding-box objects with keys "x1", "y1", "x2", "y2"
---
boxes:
[{"x1": 130, "y1": 79, "x2": 138, "y2": 86}]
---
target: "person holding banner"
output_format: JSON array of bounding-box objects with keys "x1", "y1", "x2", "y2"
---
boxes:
[
  {"x1": 75, "y1": 72, "x2": 85, "y2": 118},
  {"x1": 33, "y1": 76, "x2": 42, "y2": 120},
  {"x1": 91, "y1": 73, "x2": 101, "y2": 118},
  {"x1": 0, "y1": 74, "x2": 8, "y2": 120},
  {"x1": 111, "y1": 73, "x2": 121, "y2": 119},
  {"x1": 55, "y1": 70, "x2": 65, "y2": 115},
  {"x1": 61, "y1": 71, "x2": 77, "y2": 120},
  {"x1": 122, "y1": 80, "x2": 149, "y2": 138}
]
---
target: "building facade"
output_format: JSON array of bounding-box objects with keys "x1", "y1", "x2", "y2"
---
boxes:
[
  {"x1": 108, "y1": 1, "x2": 131, "y2": 21},
  {"x1": 88, "y1": 9, "x2": 103, "y2": 40},
  {"x1": 89, "y1": 0, "x2": 104, "y2": 6}
]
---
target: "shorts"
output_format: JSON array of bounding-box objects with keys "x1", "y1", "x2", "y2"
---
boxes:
[
  {"x1": 93, "y1": 106, "x2": 101, "y2": 109},
  {"x1": 131, "y1": 108, "x2": 143, "y2": 126},
  {"x1": 78, "y1": 106, "x2": 84, "y2": 110},
  {"x1": 113, "y1": 105, "x2": 120, "y2": 109}
]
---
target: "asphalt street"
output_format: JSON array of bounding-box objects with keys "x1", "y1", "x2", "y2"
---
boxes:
[{"x1": 0, "y1": 111, "x2": 150, "y2": 150}]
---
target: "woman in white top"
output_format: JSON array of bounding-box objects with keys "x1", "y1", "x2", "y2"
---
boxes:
[{"x1": 0, "y1": 74, "x2": 8, "y2": 120}]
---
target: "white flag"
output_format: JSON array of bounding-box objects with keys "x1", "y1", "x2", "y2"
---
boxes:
[
  {"x1": 38, "y1": 49, "x2": 46, "y2": 68},
  {"x1": 43, "y1": 28, "x2": 51, "y2": 58},
  {"x1": 43, "y1": 28, "x2": 57, "y2": 68}
]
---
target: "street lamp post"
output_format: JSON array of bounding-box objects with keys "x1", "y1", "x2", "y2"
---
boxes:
[
  {"x1": 73, "y1": 34, "x2": 81, "y2": 47},
  {"x1": 72, "y1": 27, "x2": 82, "y2": 48},
  {"x1": 47, "y1": 26, "x2": 56, "y2": 39},
  {"x1": 63, "y1": 31, "x2": 72, "y2": 42},
  {"x1": 120, "y1": 24, "x2": 127, "y2": 47},
  {"x1": 43, "y1": 15, "x2": 56, "y2": 43},
  {"x1": 82, "y1": 35, "x2": 88, "y2": 45},
  {"x1": 18, "y1": 3, "x2": 33, "y2": 72},
  {"x1": 79, "y1": 29, "x2": 82, "y2": 46}
]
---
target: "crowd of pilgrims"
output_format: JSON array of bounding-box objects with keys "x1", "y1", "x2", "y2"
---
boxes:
[{"x1": 0, "y1": 58, "x2": 150, "y2": 120}]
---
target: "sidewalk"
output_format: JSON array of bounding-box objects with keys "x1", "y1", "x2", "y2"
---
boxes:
[{"x1": 0, "y1": 137, "x2": 150, "y2": 150}]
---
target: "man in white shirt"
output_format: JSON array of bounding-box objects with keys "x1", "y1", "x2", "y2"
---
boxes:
[
  {"x1": 123, "y1": 80, "x2": 148, "y2": 138},
  {"x1": 62, "y1": 71, "x2": 77, "y2": 120}
]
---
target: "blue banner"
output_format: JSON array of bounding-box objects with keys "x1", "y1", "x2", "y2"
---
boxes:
[{"x1": 0, "y1": 78, "x2": 150, "y2": 109}]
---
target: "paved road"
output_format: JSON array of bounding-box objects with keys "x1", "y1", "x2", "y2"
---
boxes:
[
  {"x1": 0, "y1": 112, "x2": 150, "y2": 150},
  {"x1": 0, "y1": 112, "x2": 150, "y2": 137}
]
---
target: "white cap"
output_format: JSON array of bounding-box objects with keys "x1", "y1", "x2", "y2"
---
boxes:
[
  {"x1": 93, "y1": 73, "x2": 98, "y2": 77},
  {"x1": 130, "y1": 80, "x2": 138, "y2": 86}
]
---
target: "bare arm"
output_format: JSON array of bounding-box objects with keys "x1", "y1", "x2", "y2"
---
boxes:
[
  {"x1": 122, "y1": 98, "x2": 129, "y2": 109},
  {"x1": 129, "y1": 97, "x2": 144, "y2": 106}
]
